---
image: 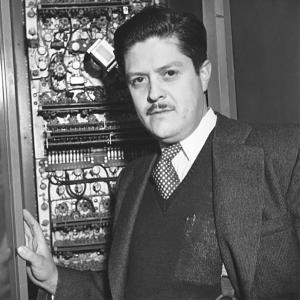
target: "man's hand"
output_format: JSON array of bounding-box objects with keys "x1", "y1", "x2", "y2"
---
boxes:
[{"x1": 17, "y1": 209, "x2": 58, "y2": 295}]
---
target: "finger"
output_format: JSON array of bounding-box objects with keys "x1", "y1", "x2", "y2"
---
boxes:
[
  {"x1": 24, "y1": 221, "x2": 33, "y2": 248},
  {"x1": 24, "y1": 217, "x2": 37, "y2": 252},
  {"x1": 23, "y1": 209, "x2": 44, "y2": 244},
  {"x1": 23, "y1": 210, "x2": 52, "y2": 256},
  {"x1": 17, "y1": 245, "x2": 41, "y2": 265},
  {"x1": 23, "y1": 209, "x2": 40, "y2": 232}
]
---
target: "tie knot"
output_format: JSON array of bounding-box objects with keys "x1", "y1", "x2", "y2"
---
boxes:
[
  {"x1": 152, "y1": 142, "x2": 182, "y2": 200},
  {"x1": 161, "y1": 143, "x2": 182, "y2": 160}
]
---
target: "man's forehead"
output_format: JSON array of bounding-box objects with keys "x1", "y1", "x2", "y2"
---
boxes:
[
  {"x1": 124, "y1": 36, "x2": 189, "y2": 71},
  {"x1": 129, "y1": 35, "x2": 181, "y2": 51},
  {"x1": 125, "y1": 60, "x2": 186, "y2": 79}
]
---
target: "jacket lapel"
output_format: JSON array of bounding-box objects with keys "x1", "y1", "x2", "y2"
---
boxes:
[
  {"x1": 213, "y1": 115, "x2": 264, "y2": 299},
  {"x1": 108, "y1": 154, "x2": 157, "y2": 300}
]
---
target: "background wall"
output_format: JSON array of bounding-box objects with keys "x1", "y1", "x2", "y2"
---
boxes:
[
  {"x1": 230, "y1": 0, "x2": 300, "y2": 124},
  {"x1": 170, "y1": 0, "x2": 202, "y2": 20}
]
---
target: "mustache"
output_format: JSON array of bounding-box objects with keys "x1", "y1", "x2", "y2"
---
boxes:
[{"x1": 146, "y1": 103, "x2": 173, "y2": 115}]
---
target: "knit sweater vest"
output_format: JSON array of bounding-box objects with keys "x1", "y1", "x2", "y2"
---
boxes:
[{"x1": 125, "y1": 132, "x2": 222, "y2": 300}]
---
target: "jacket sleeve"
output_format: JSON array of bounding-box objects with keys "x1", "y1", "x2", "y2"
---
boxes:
[
  {"x1": 286, "y1": 149, "x2": 300, "y2": 297},
  {"x1": 37, "y1": 266, "x2": 111, "y2": 300},
  {"x1": 287, "y1": 149, "x2": 300, "y2": 238}
]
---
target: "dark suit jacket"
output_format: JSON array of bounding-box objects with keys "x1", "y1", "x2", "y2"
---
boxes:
[{"x1": 48, "y1": 114, "x2": 300, "y2": 300}]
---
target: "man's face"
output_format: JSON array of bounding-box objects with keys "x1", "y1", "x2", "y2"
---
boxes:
[{"x1": 124, "y1": 36, "x2": 211, "y2": 144}]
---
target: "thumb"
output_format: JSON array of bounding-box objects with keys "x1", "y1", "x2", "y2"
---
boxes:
[{"x1": 17, "y1": 246, "x2": 41, "y2": 265}]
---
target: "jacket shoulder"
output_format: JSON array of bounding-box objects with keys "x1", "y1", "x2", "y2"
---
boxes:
[{"x1": 247, "y1": 123, "x2": 300, "y2": 150}]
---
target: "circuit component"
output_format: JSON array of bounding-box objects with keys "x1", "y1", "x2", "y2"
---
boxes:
[
  {"x1": 87, "y1": 39, "x2": 116, "y2": 72},
  {"x1": 25, "y1": 0, "x2": 160, "y2": 271}
]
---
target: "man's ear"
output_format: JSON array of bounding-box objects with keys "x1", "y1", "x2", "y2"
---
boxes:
[{"x1": 199, "y1": 60, "x2": 212, "y2": 92}]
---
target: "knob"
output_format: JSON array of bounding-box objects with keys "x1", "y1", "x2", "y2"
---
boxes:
[
  {"x1": 41, "y1": 202, "x2": 48, "y2": 211},
  {"x1": 40, "y1": 182, "x2": 47, "y2": 190},
  {"x1": 56, "y1": 185, "x2": 65, "y2": 195},
  {"x1": 72, "y1": 60, "x2": 81, "y2": 70},
  {"x1": 39, "y1": 159, "x2": 45, "y2": 167},
  {"x1": 91, "y1": 166, "x2": 100, "y2": 176},
  {"x1": 71, "y1": 42, "x2": 81, "y2": 52},
  {"x1": 38, "y1": 61, "x2": 47, "y2": 71},
  {"x1": 80, "y1": 31, "x2": 89, "y2": 40},
  {"x1": 39, "y1": 167, "x2": 46, "y2": 174},
  {"x1": 38, "y1": 46, "x2": 47, "y2": 55},
  {"x1": 28, "y1": 28, "x2": 36, "y2": 36},
  {"x1": 93, "y1": 182, "x2": 102, "y2": 192},
  {"x1": 74, "y1": 168, "x2": 82, "y2": 177},
  {"x1": 41, "y1": 219, "x2": 49, "y2": 226},
  {"x1": 75, "y1": 184, "x2": 83, "y2": 193},
  {"x1": 44, "y1": 33, "x2": 52, "y2": 42},
  {"x1": 27, "y1": 9, "x2": 36, "y2": 18},
  {"x1": 55, "y1": 170, "x2": 64, "y2": 178}
]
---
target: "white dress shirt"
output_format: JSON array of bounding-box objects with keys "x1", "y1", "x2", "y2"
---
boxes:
[{"x1": 171, "y1": 108, "x2": 217, "y2": 182}]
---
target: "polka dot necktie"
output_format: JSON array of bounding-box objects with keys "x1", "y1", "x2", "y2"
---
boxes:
[{"x1": 152, "y1": 143, "x2": 182, "y2": 200}]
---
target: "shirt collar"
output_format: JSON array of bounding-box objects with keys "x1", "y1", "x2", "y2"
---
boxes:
[{"x1": 180, "y1": 108, "x2": 217, "y2": 161}]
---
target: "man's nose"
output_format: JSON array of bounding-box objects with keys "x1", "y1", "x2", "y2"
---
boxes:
[{"x1": 147, "y1": 80, "x2": 165, "y2": 103}]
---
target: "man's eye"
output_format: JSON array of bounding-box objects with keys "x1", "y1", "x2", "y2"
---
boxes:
[
  {"x1": 164, "y1": 70, "x2": 177, "y2": 78},
  {"x1": 130, "y1": 77, "x2": 146, "y2": 86}
]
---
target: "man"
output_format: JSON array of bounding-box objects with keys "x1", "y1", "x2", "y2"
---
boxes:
[{"x1": 18, "y1": 5, "x2": 300, "y2": 300}]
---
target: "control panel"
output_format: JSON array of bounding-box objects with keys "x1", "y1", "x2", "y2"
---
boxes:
[{"x1": 24, "y1": 0, "x2": 161, "y2": 271}]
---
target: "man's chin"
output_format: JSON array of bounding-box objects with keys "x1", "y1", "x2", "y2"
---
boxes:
[
  {"x1": 151, "y1": 131, "x2": 179, "y2": 144},
  {"x1": 146, "y1": 119, "x2": 180, "y2": 141}
]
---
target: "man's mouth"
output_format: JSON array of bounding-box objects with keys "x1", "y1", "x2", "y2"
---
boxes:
[{"x1": 146, "y1": 103, "x2": 173, "y2": 115}]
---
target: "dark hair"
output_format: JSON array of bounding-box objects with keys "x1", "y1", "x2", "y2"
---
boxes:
[{"x1": 114, "y1": 6, "x2": 207, "y2": 75}]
